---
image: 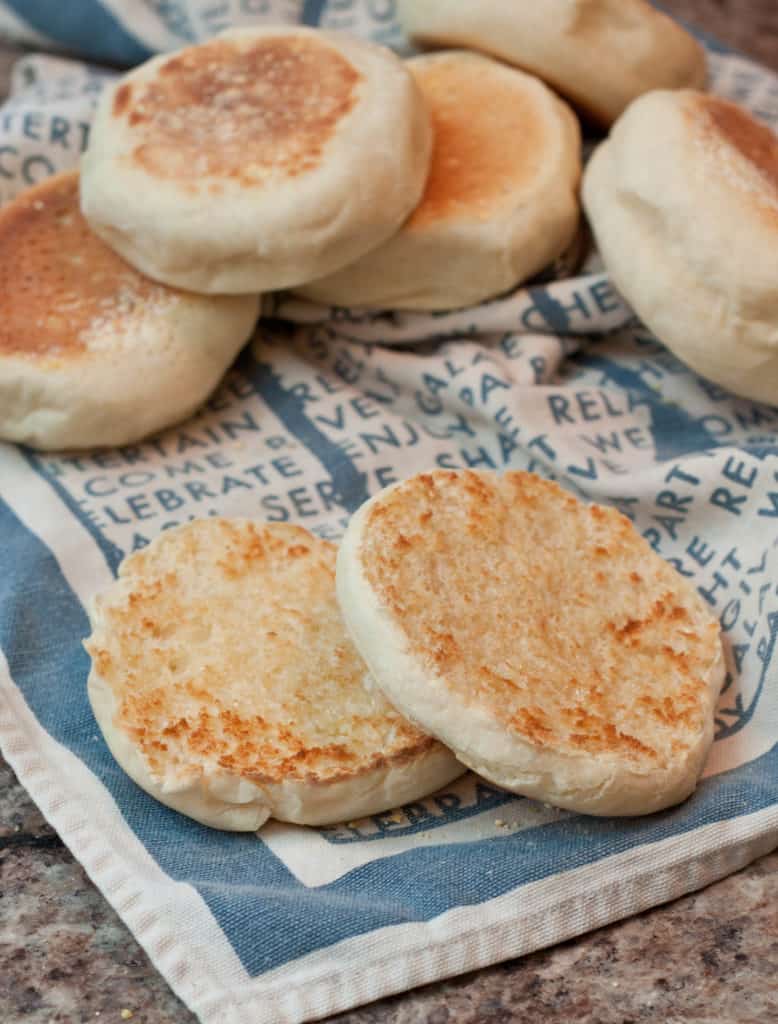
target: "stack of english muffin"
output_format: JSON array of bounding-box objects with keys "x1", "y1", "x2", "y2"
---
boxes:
[
  {"x1": 0, "y1": 1, "x2": 771, "y2": 829},
  {"x1": 3, "y1": 0, "x2": 775, "y2": 452}
]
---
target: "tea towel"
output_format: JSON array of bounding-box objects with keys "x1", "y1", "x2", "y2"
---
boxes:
[{"x1": 0, "y1": 5, "x2": 777, "y2": 1023}]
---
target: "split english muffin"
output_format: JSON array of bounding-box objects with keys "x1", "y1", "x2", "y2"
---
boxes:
[
  {"x1": 398, "y1": 0, "x2": 706, "y2": 126},
  {"x1": 85, "y1": 519, "x2": 464, "y2": 831},
  {"x1": 296, "y1": 50, "x2": 582, "y2": 311},
  {"x1": 0, "y1": 171, "x2": 258, "y2": 451},
  {"x1": 80, "y1": 26, "x2": 433, "y2": 294},
  {"x1": 583, "y1": 91, "x2": 778, "y2": 406},
  {"x1": 337, "y1": 470, "x2": 725, "y2": 817}
]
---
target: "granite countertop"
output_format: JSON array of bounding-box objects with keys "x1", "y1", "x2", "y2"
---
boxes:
[
  {"x1": 3, "y1": 757, "x2": 778, "y2": 1024},
  {"x1": 2, "y1": 4, "x2": 778, "y2": 1023}
]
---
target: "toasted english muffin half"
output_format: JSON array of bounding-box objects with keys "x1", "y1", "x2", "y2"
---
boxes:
[
  {"x1": 296, "y1": 50, "x2": 581, "y2": 311},
  {"x1": 85, "y1": 518, "x2": 463, "y2": 831},
  {"x1": 337, "y1": 470, "x2": 725, "y2": 817},
  {"x1": 80, "y1": 26, "x2": 432, "y2": 294},
  {"x1": 0, "y1": 171, "x2": 258, "y2": 451}
]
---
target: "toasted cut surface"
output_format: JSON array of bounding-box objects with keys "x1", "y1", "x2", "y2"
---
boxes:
[
  {"x1": 397, "y1": 0, "x2": 706, "y2": 125},
  {"x1": 81, "y1": 26, "x2": 432, "y2": 294},
  {"x1": 583, "y1": 90, "x2": 778, "y2": 406},
  {"x1": 85, "y1": 519, "x2": 463, "y2": 830},
  {"x1": 336, "y1": 471, "x2": 724, "y2": 816},
  {"x1": 0, "y1": 171, "x2": 258, "y2": 450},
  {"x1": 296, "y1": 51, "x2": 580, "y2": 311}
]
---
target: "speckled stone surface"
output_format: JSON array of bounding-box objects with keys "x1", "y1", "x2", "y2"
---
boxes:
[
  {"x1": 2, "y1": 747, "x2": 778, "y2": 1024},
  {"x1": 334, "y1": 849, "x2": 778, "y2": 1024},
  {"x1": 1, "y1": 5, "x2": 778, "y2": 1024}
]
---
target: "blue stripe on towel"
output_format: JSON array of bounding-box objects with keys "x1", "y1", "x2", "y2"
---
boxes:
[
  {"x1": 3, "y1": 0, "x2": 152, "y2": 65},
  {"x1": 301, "y1": 0, "x2": 327, "y2": 26},
  {"x1": 2, "y1": 494, "x2": 776, "y2": 977}
]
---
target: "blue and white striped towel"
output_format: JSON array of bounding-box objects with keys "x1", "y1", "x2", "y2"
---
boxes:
[{"x1": 1, "y1": 4, "x2": 777, "y2": 1023}]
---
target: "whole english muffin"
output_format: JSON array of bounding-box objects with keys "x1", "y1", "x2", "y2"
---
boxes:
[
  {"x1": 0, "y1": 171, "x2": 258, "y2": 451},
  {"x1": 337, "y1": 470, "x2": 725, "y2": 817},
  {"x1": 297, "y1": 50, "x2": 581, "y2": 311},
  {"x1": 583, "y1": 91, "x2": 778, "y2": 405},
  {"x1": 398, "y1": 0, "x2": 706, "y2": 126},
  {"x1": 85, "y1": 519, "x2": 463, "y2": 831},
  {"x1": 80, "y1": 26, "x2": 432, "y2": 294}
]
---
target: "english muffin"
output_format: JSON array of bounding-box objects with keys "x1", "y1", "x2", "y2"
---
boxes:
[
  {"x1": 337, "y1": 470, "x2": 724, "y2": 817},
  {"x1": 297, "y1": 51, "x2": 581, "y2": 311},
  {"x1": 583, "y1": 91, "x2": 778, "y2": 405},
  {"x1": 85, "y1": 518, "x2": 464, "y2": 831},
  {"x1": 398, "y1": 0, "x2": 706, "y2": 125},
  {"x1": 80, "y1": 26, "x2": 432, "y2": 294},
  {"x1": 0, "y1": 171, "x2": 258, "y2": 451}
]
